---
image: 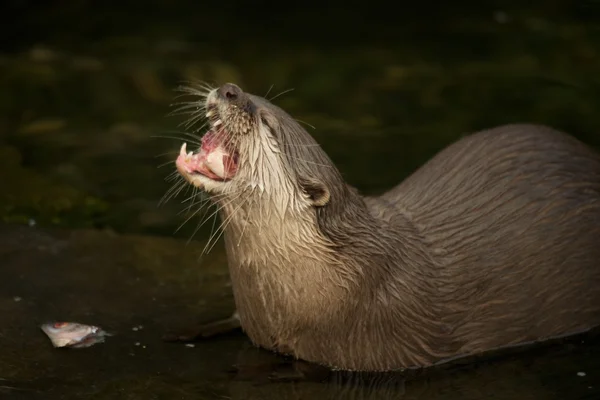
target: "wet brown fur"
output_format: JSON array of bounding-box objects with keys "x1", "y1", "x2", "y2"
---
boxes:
[{"x1": 176, "y1": 83, "x2": 600, "y2": 372}]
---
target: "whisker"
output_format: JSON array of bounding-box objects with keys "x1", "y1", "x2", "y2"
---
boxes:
[
  {"x1": 191, "y1": 201, "x2": 228, "y2": 249},
  {"x1": 284, "y1": 154, "x2": 333, "y2": 168},
  {"x1": 264, "y1": 84, "x2": 275, "y2": 99},
  {"x1": 175, "y1": 196, "x2": 213, "y2": 234},
  {"x1": 188, "y1": 208, "x2": 216, "y2": 251},
  {"x1": 204, "y1": 206, "x2": 220, "y2": 249},
  {"x1": 176, "y1": 206, "x2": 207, "y2": 235},
  {"x1": 167, "y1": 107, "x2": 204, "y2": 119},
  {"x1": 150, "y1": 134, "x2": 201, "y2": 144},
  {"x1": 154, "y1": 151, "x2": 178, "y2": 159},
  {"x1": 294, "y1": 118, "x2": 316, "y2": 130},
  {"x1": 168, "y1": 101, "x2": 206, "y2": 114},
  {"x1": 204, "y1": 208, "x2": 239, "y2": 255},
  {"x1": 180, "y1": 191, "x2": 228, "y2": 214},
  {"x1": 157, "y1": 159, "x2": 177, "y2": 169},
  {"x1": 174, "y1": 189, "x2": 235, "y2": 238},
  {"x1": 164, "y1": 170, "x2": 181, "y2": 182},
  {"x1": 269, "y1": 88, "x2": 295, "y2": 102},
  {"x1": 175, "y1": 83, "x2": 214, "y2": 97},
  {"x1": 180, "y1": 115, "x2": 209, "y2": 132},
  {"x1": 280, "y1": 142, "x2": 322, "y2": 148},
  {"x1": 163, "y1": 129, "x2": 204, "y2": 141},
  {"x1": 236, "y1": 192, "x2": 254, "y2": 248},
  {"x1": 176, "y1": 82, "x2": 214, "y2": 93},
  {"x1": 197, "y1": 186, "x2": 245, "y2": 249},
  {"x1": 203, "y1": 190, "x2": 248, "y2": 256},
  {"x1": 179, "y1": 188, "x2": 203, "y2": 205},
  {"x1": 159, "y1": 179, "x2": 188, "y2": 206},
  {"x1": 188, "y1": 188, "x2": 242, "y2": 244},
  {"x1": 178, "y1": 197, "x2": 212, "y2": 221},
  {"x1": 168, "y1": 83, "x2": 215, "y2": 134}
]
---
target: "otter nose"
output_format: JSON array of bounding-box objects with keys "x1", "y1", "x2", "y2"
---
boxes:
[{"x1": 218, "y1": 83, "x2": 243, "y2": 101}]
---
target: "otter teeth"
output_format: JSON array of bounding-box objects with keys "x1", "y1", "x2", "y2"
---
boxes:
[
  {"x1": 179, "y1": 142, "x2": 194, "y2": 159},
  {"x1": 206, "y1": 110, "x2": 214, "y2": 118},
  {"x1": 213, "y1": 119, "x2": 222, "y2": 127},
  {"x1": 180, "y1": 142, "x2": 187, "y2": 157}
]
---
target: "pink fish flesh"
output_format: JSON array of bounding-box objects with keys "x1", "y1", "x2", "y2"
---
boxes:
[{"x1": 40, "y1": 322, "x2": 110, "y2": 348}]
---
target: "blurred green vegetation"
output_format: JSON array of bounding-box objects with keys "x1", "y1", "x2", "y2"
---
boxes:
[{"x1": 0, "y1": 1, "x2": 599, "y2": 238}]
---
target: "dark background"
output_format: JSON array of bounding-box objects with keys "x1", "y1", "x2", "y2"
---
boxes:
[{"x1": 1, "y1": 0, "x2": 600, "y2": 237}]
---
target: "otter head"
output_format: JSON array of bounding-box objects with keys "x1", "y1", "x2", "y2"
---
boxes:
[
  {"x1": 174, "y1": 83, "x2": 371, "y2": 325},
  {"x1": 175, "y1": 83, "x2": 342, "y2": 213}
]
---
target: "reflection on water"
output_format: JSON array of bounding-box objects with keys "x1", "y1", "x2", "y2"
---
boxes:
[
  {"x1": 223, "y1": 335, "x2": 598, "y2": 400},
  {"x1": 1, "y1": 1, "x2": 599, "y2": 399}
]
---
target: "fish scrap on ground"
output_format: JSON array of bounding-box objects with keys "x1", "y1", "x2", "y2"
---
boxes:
[{"x1": 40, "y1": 322, "x2": 111, "y2": 348}]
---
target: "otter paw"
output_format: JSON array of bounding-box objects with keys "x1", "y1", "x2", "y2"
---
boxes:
[{"x1": 162, "y1": 313, "x2": 241, "y2": 342}]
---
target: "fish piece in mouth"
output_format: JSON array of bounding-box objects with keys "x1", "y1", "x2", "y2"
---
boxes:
[
  {"x1": 176, "y1": 129, "x2": 238, "y2": 181},
  {"x1": 40, "y1": 322, "x2": 110, "y2": 348}
]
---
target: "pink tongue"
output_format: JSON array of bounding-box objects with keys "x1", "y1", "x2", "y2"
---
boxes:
[{"x1": 175, "y1": 131, "x2": 237, "y2": 180}]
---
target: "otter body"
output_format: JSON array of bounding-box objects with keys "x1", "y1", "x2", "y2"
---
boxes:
[{"x1": 174, "y1": 83, "x2": 600, "y2": 372}]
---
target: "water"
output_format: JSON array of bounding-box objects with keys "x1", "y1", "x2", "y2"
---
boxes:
[{"x1": 1, "y1": 1, "x2": 599, "y2": 398}]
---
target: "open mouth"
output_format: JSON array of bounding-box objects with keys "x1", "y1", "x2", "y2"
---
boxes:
[{"x1": 176, "y1": 128, "x2": 239, "y2": 182}]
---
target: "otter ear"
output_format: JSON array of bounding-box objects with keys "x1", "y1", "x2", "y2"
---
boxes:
[{"x1": 299, "y1": 177, "x2": 330, "y2": 207}]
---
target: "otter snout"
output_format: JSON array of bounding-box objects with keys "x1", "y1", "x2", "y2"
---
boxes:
[
  {"x1": 218, "y1": 83, "x2": 243, "y2": 101},
  {"x1": 216, "y1": 83, "x2": 249, "y2": 110}
]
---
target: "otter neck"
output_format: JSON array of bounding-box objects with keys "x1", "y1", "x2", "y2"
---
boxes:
[
  {"x1": 217, "y1": 189, "x2": 365, "y2": 327},
  {"x1": 216, "y1": 187, "x2": 442, "y2": 370}
]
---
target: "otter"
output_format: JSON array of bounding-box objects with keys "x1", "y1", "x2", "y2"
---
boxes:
[{"x1": 172, "y1": 82, "x2": 600, "y2": 372}]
